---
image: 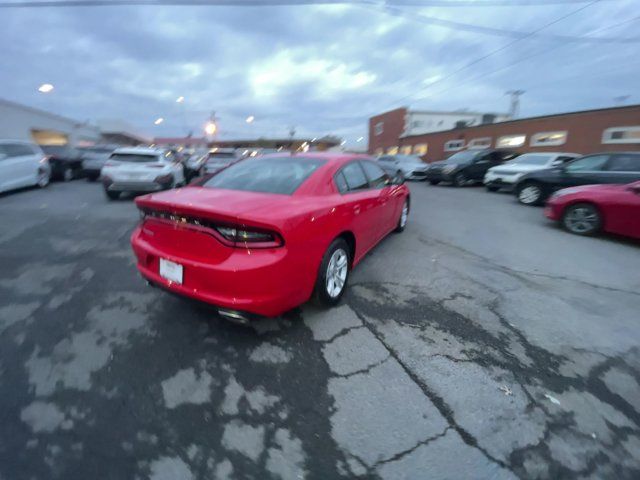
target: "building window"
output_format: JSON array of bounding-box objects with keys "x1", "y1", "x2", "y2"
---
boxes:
[
  {"x1": 400, "y1": 146, "x2": 412, "y2": 155},
  {"x1": 444, "y1": 139, "x2": 464, "y2": 152},
  {"x1": 374, "y1": 148, "x2": 383, "y2": 156},
  {"x1": 386, "y1": 146, "x2": 399, "y2": 155},
  {"x1": 375, "y1": 122, "x2": 384, "y2": 136},
  {"x1": 468, "y1": 137, "x2": 491, "y2": 149},
  {"x1": 531, "y1": 131, "x2": 567, "y2": 147},
  {"x1": 602, "y1": 126, "x2": 640, "y2": 144},
  {"x1": 413, "y1": 144, "x2": 428, "y2": 155},
  {"x1": 496, "y1": 134, "x2": 526, "y2": 148}
]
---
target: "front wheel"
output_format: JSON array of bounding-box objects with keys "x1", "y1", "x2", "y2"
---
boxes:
[
  {"x1": 394, "y1": 199, "x2": 409, "y2": 233},
  {"x1": 104, "y1": 189, "x2": 120, "y2": 200},
  {"x1": 313, "y1": 238, "x2": 350, "y2": 307},
  {"x1": 62, "y1": 167, "x2": 74, "y2": 182},
  {"x1": 452, "y1": 172, "x2": 466, "y2": 187},
  {"x1": 562, "y1": 203, "x2": 601, "y2": 236},
  {"x1": 486, "y1": 185, "x2": 499, "y2": 192},
  {"x1": 429, "y1": 180, "x2": 440, "y2": 185},
  {"x1": 516, "y1": 182, "x2": 544, "y2": 206}
]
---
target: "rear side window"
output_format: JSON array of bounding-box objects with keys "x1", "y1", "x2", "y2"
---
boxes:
[
  {"x1": 606, "y1": 154, "x2": 640, "y2": 172},
  {"x1": 2, "y1": 143, "x2": 35, "y2": 157},
  {"x1": 204, "y1": 156, "x2": 324, "y2": 195},
  {"x1": 334, "y1": 172, "x2": 348, "y2": 193},
  {"x1": 360, "y1": 160, "x2": 389, "y2": 188},
  {"x1": 566, "y1": 155, "x2": 609, "y2": 172},
  {"x1": 110, "y1": 153, "x2": 159, "y2": 163},
  {"x1": 340, "y1": 162, "x2": 369, "y2": 191},
  {"x1": 557, "y1": 156, "x2": 577, "y2": 163}
]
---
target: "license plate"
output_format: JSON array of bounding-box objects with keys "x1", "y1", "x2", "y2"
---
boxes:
[{"x1": 159, "y1": 258, "x2": 183, "y2": 284}]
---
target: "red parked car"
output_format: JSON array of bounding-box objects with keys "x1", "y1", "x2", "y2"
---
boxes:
[
  {"x1": 544, "y1": 181, "x2": 640, "y2": 239},
  {"x1": 131, "y1": 153, "x2": 410, "y2": 322}
]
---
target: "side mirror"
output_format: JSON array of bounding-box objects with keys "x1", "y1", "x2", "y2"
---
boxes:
[{"x1": 550, "y1": 159, "x2": 562, "y2": 167}]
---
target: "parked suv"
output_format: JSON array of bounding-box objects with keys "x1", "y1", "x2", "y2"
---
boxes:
[
  {"x1": 515, "y1": 152, "x2": 640, "y2": 205},
  {"x1": 0, "y1": 140, "x2": 50, "y2": 193},
  {"x1": 426, "y1": 149, "x2": 519, "y2": 186},
  {"x1": 484, "y1": 152, "x2": 580, "y2": 192}
]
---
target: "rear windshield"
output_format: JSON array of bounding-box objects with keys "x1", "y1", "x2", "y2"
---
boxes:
[
  {"x1": 510, "y1": 154, "x2": 552, "y2": 166},
  {"x1": 443, "y1": 150, "x2": 479, "y2": 164},
  {"x1": 110, "y1": 153, "x2": 159, "y2": 163},
  {"x1": 207, "y1": 153, "x2": 236, "y2": 164},
  {"x1": 203, "y1": 157, "x2": 324, "y2": 195}
]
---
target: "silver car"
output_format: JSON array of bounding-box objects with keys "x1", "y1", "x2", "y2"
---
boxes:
[{"x1": 377, "y1": 154, "x2": 429, "y2": 181}]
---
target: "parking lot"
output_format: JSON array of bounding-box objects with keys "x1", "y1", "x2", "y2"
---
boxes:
[{"x1": 1, "y1": 180, "x2": 639, "y2": 479}]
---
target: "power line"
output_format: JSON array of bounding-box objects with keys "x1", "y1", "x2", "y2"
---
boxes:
[
  {"x1": 376, "y1": 0, "x2": 603, "y2": 110},
  {"x1": 0, "y1": 0, "x2": 623, "y2": 8},
  {"x1": 374, "y1": 3, "x2": 640, "y2": 43}
]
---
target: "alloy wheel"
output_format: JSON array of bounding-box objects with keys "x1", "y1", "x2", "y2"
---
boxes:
[
  {"x1": 326, "y1": 248, "x2": 348, "y2": 298},
  {"x1": 518, "y1": 185, "x2": 541, "y2": 204},
  {"x1": 63, "y1": 168, "x2": 73, "y2": 182},
  {"x1": 564, "y1": 205, "x2": 599, "y2": 235},
  {"x1": 400, "y1": 201, "x2": 408, "y2": 228},
  {"x1": 37, "y1": 169, "x2": 50, "y2": 188}
]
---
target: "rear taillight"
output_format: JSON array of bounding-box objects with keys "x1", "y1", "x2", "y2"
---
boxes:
[
  {"x1": 215, "y1": 226, "x2": 283, "y2": 248},
  {"x1": 104, "y1": 161, "x2": 117, "y2": 167},
  {"x1": 139, "y1": 208, "x2": 283, "y2": 248}
]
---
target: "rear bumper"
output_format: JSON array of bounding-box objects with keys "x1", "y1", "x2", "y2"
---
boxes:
[
  {"x1": 103, "y1": 177, "x2": 170, "y2": 192},
  {"x1": 130, "y1": 226, "x2": 306, "y2": 317}
]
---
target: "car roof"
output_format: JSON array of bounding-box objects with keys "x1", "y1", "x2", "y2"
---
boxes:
[
  {"x1": 0, "y1": 139, "x2": 38, "y2": 146},
  {"x1": 517, "y1": 152, "x2": 581, "y2": 157},
  {"x1": 113, "y1": 147, "x2": 163, "y2": 156}
]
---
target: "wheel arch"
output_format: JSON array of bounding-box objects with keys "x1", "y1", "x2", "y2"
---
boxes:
[{"x1": 335, "y1": 230, "x2": 356, "y2": 267}]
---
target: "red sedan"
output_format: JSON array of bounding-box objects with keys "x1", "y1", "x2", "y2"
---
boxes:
[
  {"x1": 131, "y1": 153, "x2": 410, "y2": 322},
  {"x1": 544, "y1": 181, "x2": 640, "y2": 239}
]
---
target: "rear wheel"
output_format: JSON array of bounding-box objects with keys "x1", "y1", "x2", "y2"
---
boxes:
[
  {"x1": 429, "y1": 180, "x2": 440, "y2": 185},
  {"x1": 452, "y1": 172, "x2": 466, "y2": 187},
  {"x1": 394, "y1": 199, "x2": 409, "y2": 233},
  {"x1": 314, "y1": 238, "x2": 350, "y2": 307},
  {"x1": 37, "y1": 168, "x2": 50, "y2": 188},
  {"x1": 62, "y1": 167, "x2": 73, "y2": 182},
  {"x1": 517, "y1": 182, "x2": 543, "y2": 206},
  {"x1": 562, "y1": 203, "x2": 601, "y2": 236},
  {"x1": 104, "y1": 189, "x2": 120, "y2": 200}
]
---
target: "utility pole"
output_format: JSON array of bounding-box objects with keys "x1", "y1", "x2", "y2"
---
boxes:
[{"x1": 506, "y1": 90, "x2": 525, "y2": 119}]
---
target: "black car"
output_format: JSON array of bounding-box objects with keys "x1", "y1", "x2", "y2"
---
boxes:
[
  {"x1": 79, "y1": 145, "x2": 117, "y2": 181},
  {"x1": 515, "y1": 152, "x2": 640, "y2": 205},
  {"x1": 425, "y1": 149, "x2": 519, "y2": 187},
  {"x1": 41, "y1": 145, "x2": 85, "y2": 181}
]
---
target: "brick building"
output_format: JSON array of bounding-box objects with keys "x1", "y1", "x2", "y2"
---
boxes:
[{"x1": 368, "y1": 104, "x2": 640, "y2": 162}]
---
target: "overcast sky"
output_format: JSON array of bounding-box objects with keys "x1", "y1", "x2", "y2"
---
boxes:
[{"x1": 1, "y1": 0, "x2": 638, "y2": 146}]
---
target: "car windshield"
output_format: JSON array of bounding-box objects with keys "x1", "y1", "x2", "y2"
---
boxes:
[
  {"x1": 110, "y1": 153, "x2": 159, "y2": 163},
  {"x1": 509, "y1": 154, "x2": 552, "y2": 166},
  {"x1": 443, "y1": 151, "x2": 479, "y2": 164},
  {"x1": 41, "y1": 145, "x2": 68, "y2": 155},
  {"x1": 204, "y1": 157, "x2": 324, "y2": 194}
]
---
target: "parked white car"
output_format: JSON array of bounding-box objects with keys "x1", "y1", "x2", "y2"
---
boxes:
[
  {"x1": 377, "y1": 154, "x2": 429, "y2": 180},
  {"x1": 484, "y1": 152, "x2": 581, "y2": 192},
  {"x1": 100, "y1": 147, "x2": 186, "y2": 200},
  {"x1": 0, "y1": 140, "x2": 50, "y2": 194}
]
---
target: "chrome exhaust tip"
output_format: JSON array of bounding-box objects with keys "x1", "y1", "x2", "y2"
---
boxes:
[{"x1": 218, "y1": 309, "x2": 251, "y2": 325}]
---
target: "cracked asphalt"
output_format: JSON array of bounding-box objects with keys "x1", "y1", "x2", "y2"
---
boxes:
[{"x1": 1, "y1": 181, "x2": 639, "y2": 479}]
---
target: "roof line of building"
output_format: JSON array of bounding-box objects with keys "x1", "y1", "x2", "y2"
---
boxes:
[
  {"x1": 400, "y1": 103, "x2": 640, "y2": 139},
  {"x1": 0, "y1": 97, "x2": 96, "y2": 129},
  {"x1": 408, "y1": 109, "x2": 509, "y2": 116}
]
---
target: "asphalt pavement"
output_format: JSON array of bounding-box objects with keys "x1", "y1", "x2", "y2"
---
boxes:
[{"x1": 0, "y1": 180, "x2": 639, "y2": 479}]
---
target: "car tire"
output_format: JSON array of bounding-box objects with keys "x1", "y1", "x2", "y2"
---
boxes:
[
  {"x1": 486, "y1": 186, "x2": 499, "y2": 192},
  {"x1": 452, "y1": 172, "x2": 466, "y2": 187},
  {"x1": 87, "y1": 174, "x2": 98, "y2": 182},
  {"x1": 516, "y1": 182, "x2": 544, "y2": 206},
  {"x1": 313, "y1": 238, "x2": 350, "y2": 307},
  {"x1": 429, "y1": 180, "x2": 440, "y2": 185},
  {"x1": 105, "y1": 189, "x2": 120, "y2": 200},
  {"x1": 394, "y1": 199, "x2": 409, "y2": 233},
  {"x1": 562, "y1": 203, "x2": 601, "y2": 236},
  {"x1": 37, "y1": 168, "x2": 50, "y2": 188},
  {"x1": 62, "y1": 167, "x2": 73, "y2": 182}
]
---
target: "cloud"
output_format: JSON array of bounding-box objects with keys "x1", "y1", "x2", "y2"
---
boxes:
[{"x1": 0, "y1": 1, "x2": 638, "y2": 146}]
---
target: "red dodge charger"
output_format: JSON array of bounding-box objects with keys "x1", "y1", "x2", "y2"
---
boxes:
[
  {"x1": 544, "y1": 181, "x2": 640, "y2": 239},
  {"x1": 131, "y1": 153, "x2": 410, "y2": 322}
]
